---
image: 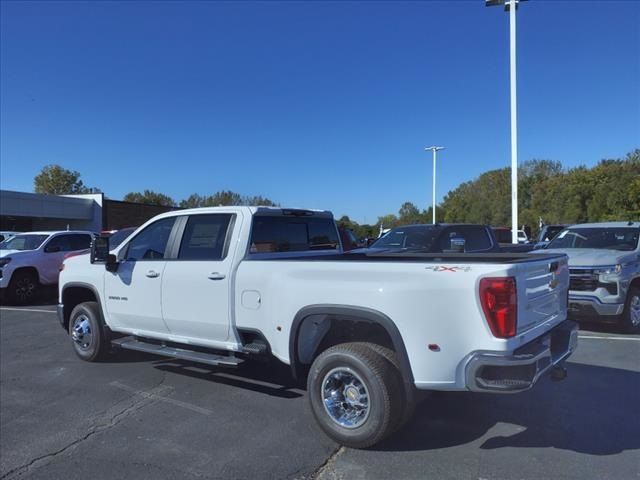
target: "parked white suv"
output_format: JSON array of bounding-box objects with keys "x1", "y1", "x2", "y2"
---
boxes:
[
  {"x1": 58, "y1": 207, "x2": 577, "y2": 448},
  {"x1": 0, "y1": 231, "x2": 94, "y2": 303}
]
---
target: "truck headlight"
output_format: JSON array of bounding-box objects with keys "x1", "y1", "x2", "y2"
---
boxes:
[
  {"x1": 594, "y1": 264, "x2": 621, "y2": 275},
  {"x1": 0, "y1": 257, "x2": 11, "y2": 268}
]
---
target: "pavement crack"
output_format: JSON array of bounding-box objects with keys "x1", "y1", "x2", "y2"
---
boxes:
[
  {"x1": 1, "y1": 376, "x2": 171, "y2": 480},
  {"x1": 309, "y1": 446, "x2": 345, "y2": 480}
]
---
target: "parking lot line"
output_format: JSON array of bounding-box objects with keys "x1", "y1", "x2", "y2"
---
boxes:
[
  {"x1": 0, "y1": 307, "x2": 56, "y2": 314},
  {"x1": 578, "y1": 335, "x2": 640, "y2": 341}
]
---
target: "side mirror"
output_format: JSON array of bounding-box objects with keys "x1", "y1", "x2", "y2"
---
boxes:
[
  {"x1": 450, "y1": 236, "x2": 466, "y2": 253},
  {"x1": 45, "y1": 245, "x2": 61, "y2": 253},
  {"x1": 91, "y1": 236, "x2": 119, "y2": 271}
]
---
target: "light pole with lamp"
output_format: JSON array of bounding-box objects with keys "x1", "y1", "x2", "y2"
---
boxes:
[
  {"x1": 425, "y1": 146, "x2": 445, "y2": 224},
  {"x1": 486, "y1": 0, "x2": 526, "y2": 244}
]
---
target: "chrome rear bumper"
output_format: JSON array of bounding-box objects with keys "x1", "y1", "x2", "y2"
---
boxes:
[{"x1": 465, "y1": 320, "x2": 578, "y2": 393}]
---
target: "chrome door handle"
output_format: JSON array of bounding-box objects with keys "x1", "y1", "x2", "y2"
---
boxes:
[
  {"x1": 146, "y1": 270, "x2": 160, "y2": 278},
  {"x1": 208, "y1": 272, "x2": 226, "y2": 280}
]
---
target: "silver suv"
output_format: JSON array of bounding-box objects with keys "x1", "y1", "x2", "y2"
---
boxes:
[{"x1": 540, "y1": 222, "x2": 640, "y2": 333}]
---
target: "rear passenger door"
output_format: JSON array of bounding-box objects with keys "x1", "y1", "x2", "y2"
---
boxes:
[{"x1": 161, "y1": 213, "x2": 237, "y2": 343}]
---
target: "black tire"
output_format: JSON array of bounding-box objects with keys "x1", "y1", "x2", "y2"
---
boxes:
[
  {"x1": 307, "y1": 342, "x2": 403, "y2": 449},
  {"x1": 622, "y1": 286, "x2": 640, "y2": 334},
  {"x1": 8, "y1": 270, "x2": 40, "y2": 305},
  {"x1": 68, "y1": 302, "x2": 109, "y2": 362},
  {"x1": 365, "y1": 344, "x2": 417, "y2": 431}
]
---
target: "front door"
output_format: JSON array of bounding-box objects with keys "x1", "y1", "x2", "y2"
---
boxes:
[
  {"x1": 104, "y1": 217, "x2": 176, "y2": 335},
  {"x1": 161, "y1": 213, "x2": 236, "y2": 343}
]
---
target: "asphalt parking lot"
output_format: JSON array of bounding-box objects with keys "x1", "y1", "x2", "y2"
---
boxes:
[{"x1": 1, "y1": 304, "x2": 638, "y2": 480}]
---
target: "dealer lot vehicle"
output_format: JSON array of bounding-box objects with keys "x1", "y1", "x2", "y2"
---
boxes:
[
  {"x1": 364, "y1": 223, "x2": 534, "y2": 253},
  {"x1": 58, "y1": 207, "x2": 577, "y2": 448},
  {"x1": 0, "y1": 231, "x2": 20, "y2": 243},
  {"x1": 0, "y1": 231, "x2": 94, "y2": 304},
  {"x1": 534, "y1": 224, "x2": 569, "y2": 249},
  {"x1": 538, "y1": 222, "x2": 640, "y2": 333}
]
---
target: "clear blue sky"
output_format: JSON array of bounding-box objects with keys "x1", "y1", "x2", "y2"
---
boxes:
[{"x1": 1, "y1": 0, "x2": 638, "y2": 223}]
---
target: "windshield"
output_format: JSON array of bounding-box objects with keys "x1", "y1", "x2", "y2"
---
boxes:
[
  {"x1": 547, "y1": 227, "x2": 639, "y2": 251},
  {"x1": 371, "y1": 225, "x2": 439, "y2": 250},
  {"x1": 0, "y1": 234, "x2": 50, "y2": 251},
  {"x1": 541, "y1": 226, "x2": 565, "y2": 242},
  {"x1": 108, "y1": 228, "x2": 136, "y2": 249}
]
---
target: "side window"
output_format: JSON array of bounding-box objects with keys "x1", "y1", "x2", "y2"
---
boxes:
[
  {"x1": 69, "y1": 234, "x2": 92, "y2": 250},
  {"x1": 178, "y1": 214, "x2": 233, "y2": 260},
  {"x1": 45, "y1": 235, "x2": 72, "y2": 252},
  {"x1": 250, "y1": 217, "x2": 339, "y2": 253},
  {"x1": 125, "y1": 217, "x2": 176, "y2": 261},
  {"x1": 462, "y1": 228, "x2": 493, "y2": 252}
]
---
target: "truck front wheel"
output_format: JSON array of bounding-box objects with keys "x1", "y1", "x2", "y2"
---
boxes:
[
  {"x1": 307, "y1": 342, "x2": 403, "y2": 448},
  {"x1": 623, "y1": 286, "x2": 640, "y2": 334},
  {"x1": 69, "y1": 302, "x2": 109, "y2": 362}
]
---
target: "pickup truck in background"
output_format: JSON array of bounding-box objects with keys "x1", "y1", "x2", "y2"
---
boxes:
[
  {"x1": 534, "y1": 224, "x2": 569, "y2": 249},
  {"x1": 364, "y1": 223, "x2": 534, "y2": 253},
  {"x1": 538, "y1": 222, "x2": 640, "y2": 333},
  {"x1": 58, "y1": 207, "x2": 577, "y2": 448},
  {"x1": 0, "y1": 231, "x2": 94, "y2": 304}
]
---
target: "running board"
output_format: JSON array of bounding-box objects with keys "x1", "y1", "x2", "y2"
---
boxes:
[{"x1": 111, "y1": 337, "x2": 243, "y2": 367}]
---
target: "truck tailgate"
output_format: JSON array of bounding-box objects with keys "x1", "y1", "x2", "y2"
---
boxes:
[{"x1": 517, "y1": 255, "x2": 569, "y2": 333}]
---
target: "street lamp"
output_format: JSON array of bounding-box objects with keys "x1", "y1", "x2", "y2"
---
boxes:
[
  {"x1": 486, "y1": 0, "x2": 527, "y2": 244},
  {"x1": 425, "y1": 146, "x2": 445, "y2": 224}
]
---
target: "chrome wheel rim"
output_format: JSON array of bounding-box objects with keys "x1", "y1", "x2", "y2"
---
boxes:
[
  {"x1": 630, "y1": 295, "x2": 640, "y2": 327},
  {"x1": 71, "y1": 314, "x2": 93, "y2": 351},
  {"x1": 322, "y1": 367, "x2": 370, "y2": 429},
  {"x1": 15, "y1": 277, "x2": 35, "y2": 301}
]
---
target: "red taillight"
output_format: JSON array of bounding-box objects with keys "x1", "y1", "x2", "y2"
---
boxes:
[{"x1": 479, "y1": 277, "x2": 517, "y2": 338}]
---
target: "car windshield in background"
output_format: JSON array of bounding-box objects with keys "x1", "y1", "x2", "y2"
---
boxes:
[
  {"x1": 547, "y1": 227, "x2": 639, "y2": 251},
  {"x1": 108, "y1": 228, "x2": 136, "y2": 249},
  {"x1": 543, "y1": 226, "x2": 566, "y2": 242},
  {"x1": 371, "y1": 226, "x2": 439, "y2": 250},
  {"x1": 0, "y1": 234, "x2": 50, "y2": 251}
]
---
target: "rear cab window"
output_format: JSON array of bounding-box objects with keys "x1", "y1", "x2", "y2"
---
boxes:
[{"x1": 249, "y1": 212, "x2": 339, "y2": 256}]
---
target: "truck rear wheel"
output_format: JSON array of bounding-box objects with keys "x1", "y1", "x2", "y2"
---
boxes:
[
  {"x1": 69, "y1": 302, "x2": 109, "y2": 362},
  {"x1": 307, "y1": 342, "x2": 403, "y2": 448},
  {"x1": 622, "y1": 286, "x2": 640, "y2": 334}
]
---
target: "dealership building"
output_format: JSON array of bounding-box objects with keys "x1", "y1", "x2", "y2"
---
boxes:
[{"x1": 0, "y1": 190, "x2": 177, "y2": 232}]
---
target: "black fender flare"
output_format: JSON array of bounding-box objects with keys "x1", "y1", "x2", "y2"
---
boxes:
[
  {"x1": 289, "y1": 304, "x2": 415, "y2": 388},
  {"x1": 60, "y1": 282, "x2": 105, "y2": 330}
]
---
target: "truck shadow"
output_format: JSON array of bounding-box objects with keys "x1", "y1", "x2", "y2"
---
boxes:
[
  {"x1": 376, "y1": 362, "x2": 640, "y2": 456},
  {"x1": 152, "y1": 358, "x2": 305, "y2": 399}
]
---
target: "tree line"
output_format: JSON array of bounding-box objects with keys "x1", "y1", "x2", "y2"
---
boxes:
[
  {"x1": 339, "y1": 149, "x2": 639, "y2": 239},
  {"x1": 33, "y1": 148, "x2": 638, "y2": 238}
]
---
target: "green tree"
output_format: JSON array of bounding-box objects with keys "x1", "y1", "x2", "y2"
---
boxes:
[
  {"x1": 34, "y1": 164, "x2": 99, "y2": 194},
  {"x1": 123, "y1": 190, "x2": 176, "y2": 206},
  {"x1": 398, "y1": 202, "x2": 423, "y2": 224},
  {"x1": 179, "y1": 191, "x2": 278, "y2": 208},
  {"x1": 243, "y1": 195, "x2": 278, "y2": 206}
]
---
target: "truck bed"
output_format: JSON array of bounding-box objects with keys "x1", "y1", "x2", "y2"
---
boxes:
[{"x1": 250, "y1": 251, "x2": 567, "y2": 264}]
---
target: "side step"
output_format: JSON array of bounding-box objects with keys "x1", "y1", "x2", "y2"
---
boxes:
[
  {"x1": 111, "y1": 337, "x2": 243, "y2": 367},
  {"x1": 241, "y1": 341, "x2": 268, "y2": 355}
]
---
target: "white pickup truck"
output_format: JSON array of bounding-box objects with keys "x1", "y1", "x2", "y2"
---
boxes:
[{"x1": 58, "y1": 207, "x2": 578, "y2": 448}]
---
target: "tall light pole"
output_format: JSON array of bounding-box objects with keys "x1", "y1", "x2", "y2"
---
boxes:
[
  {"x1": 425, "y1": 146, "x2": 445, "y2": 224},
  {"x1": 487, "y1": 0, "x2": 526, "y2": 244}
]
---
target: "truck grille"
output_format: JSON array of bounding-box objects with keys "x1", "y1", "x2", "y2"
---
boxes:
[
  {"x1": 569, "y1": 270, "x2": 618, "y2": 295},
  {"x1": 569, "y1": 276, "x2": 598, "y2": 291}
]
